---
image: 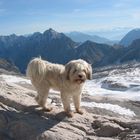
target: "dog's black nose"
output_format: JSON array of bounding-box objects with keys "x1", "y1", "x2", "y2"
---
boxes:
[{"x1": 78, "y1": 74, "x2": 82, "y2": 78}]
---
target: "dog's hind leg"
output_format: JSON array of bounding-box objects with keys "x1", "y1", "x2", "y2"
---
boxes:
[{"x1": 35, "y1": 87, "x2": 52, "y2": 111}]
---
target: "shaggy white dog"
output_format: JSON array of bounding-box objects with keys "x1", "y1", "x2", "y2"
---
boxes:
[{"x1": 27, "y1": 57, "x2": 92, "y2": 117}]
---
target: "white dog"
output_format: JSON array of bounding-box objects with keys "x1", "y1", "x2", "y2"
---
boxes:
[{"x1": 26, "y1": 57, "x2": 92, "y2": 117}]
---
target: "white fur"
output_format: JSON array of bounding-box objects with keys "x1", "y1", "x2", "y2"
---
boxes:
[{"x1": 26, "y1": 57, "x2": 92, "y2": 117}]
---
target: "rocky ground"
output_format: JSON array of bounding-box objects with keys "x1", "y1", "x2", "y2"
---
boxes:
[{"x1": 0, "y1": 69, "x2": 140, "y2": 140}]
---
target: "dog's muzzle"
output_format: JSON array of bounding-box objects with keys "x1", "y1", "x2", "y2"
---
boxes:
[{"x1": 75, "y1": 78, "x2": 85, "y2": 84}]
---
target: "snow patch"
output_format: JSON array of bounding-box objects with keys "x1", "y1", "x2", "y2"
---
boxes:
[
  {"x1": 82, "y1": 102, "x2": 135, "y2": 117},
  {"x1": 84, "y1": 66, "x2": 140, "y2": 101},
  {"x1": 0, "y1": 74, "x2": 31, "y2": 84}
]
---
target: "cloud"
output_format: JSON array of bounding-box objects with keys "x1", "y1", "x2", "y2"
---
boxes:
[
  {"x1": 132, "y1": 13, "x2": 140, "y2": 19},
  {"x1": 0, "y1": 0, "x2": 140, "y2": 35},
  {"x1": 73, "y1": 9, "x2": 82, "y2": 12}
]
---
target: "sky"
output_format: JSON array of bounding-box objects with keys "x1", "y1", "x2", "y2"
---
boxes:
[{"x1": 0, "y1": 0, "x2": 140, "y2": 39}]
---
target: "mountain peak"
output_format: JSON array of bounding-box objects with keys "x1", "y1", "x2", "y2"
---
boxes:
[
  {"x1": 48, "y1": 28, "x2": 55, "y2": 31},
  {"x1": 44, "y1": 28, "x2": 58, "y2": 35},
  {"x1": 133, "y1": 28, "x2": 140, "y2": 32},
  {"x1": 119, "y1": 28, "x2": 140, "y2": 47},
  {"x1": 43, "y1": 28, "x2": 62, "y2": 39},
  {"x1": 83, "y1": 40, "x2": 99, "y2": 46},
  {"x1": 32, "y1": 32, "x2": 42, "y2": 37},
  {"x1": 84, "y1": 40, "x2": 93, "y2": 44}
]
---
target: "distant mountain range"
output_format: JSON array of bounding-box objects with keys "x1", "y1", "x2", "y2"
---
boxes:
[
  {"x1": 66, "y1": 31, "x2": 118, "y2": 45},
  {"x1": 0, "y1": 28, "x2": 140, "y2": 73},
  {"x1": 119, "y1": 28, "x2": 140, "y2": 47},
  {"x1": 0, "y1": 29, "x2": 78, "y2": 73}
]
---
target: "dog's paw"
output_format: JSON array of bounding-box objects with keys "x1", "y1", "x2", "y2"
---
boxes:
[
  {"x1": 66, "y1": 111, "x2": 74, "y2": 118},
  {"x1": 76, "y1": 109, "x2": 84, "y2": 115},
  {"x1": 42, "y1": 107, "x2": 53, "y2": 112}
]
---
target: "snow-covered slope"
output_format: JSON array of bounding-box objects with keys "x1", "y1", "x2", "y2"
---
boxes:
[{"x1": 84, "y1": 63, "x2": 140, "y2": 101}]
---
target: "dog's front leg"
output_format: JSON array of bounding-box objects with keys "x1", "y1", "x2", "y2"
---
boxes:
[
  {"x1": 73, "y1": 94, "x2": 83, "y2": 115},
  {"x1": 61, "y1": 93, "x2": 73, "y2": 117}
]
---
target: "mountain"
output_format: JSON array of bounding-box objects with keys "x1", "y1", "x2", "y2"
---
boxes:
[
  {"x1": 119, "y1": 28, "x2": 140, "y2": 47},
  {"x1": 76, "y1": 41, "x2": 123, "y2": 67},
  {"x1": 0, "y1": 28, "x2": 78, "y2": 73},
  {"x1": 120, "y1": 38, "x2": 140, "y2": 62},
  {"x1": 0, "y1": 29, "x2": 119, "y2": 73},
  {"x1": 0, "y1": 28, "x2": 140, "y2": 73},
  {"x1": 66, "y1": 31, "x2": 115, "y2": 45}
]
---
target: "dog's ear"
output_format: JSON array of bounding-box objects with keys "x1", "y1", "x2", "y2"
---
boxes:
[
  {"x1": 65, "y1": 62, "x2": 72, "y2": 80},
  {"x1": 87, "y1": 64, "x2": 92, "y2": 80}
]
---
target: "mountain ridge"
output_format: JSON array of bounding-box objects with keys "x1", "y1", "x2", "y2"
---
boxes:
[
  {"x1": 66, "y1": 31, "x2": 117, "y2": 45},
  {"x1": 0, "y1": 28, "x2": 140, "y2": 73},
  {"x1": 119, "y1": 28, "x2": 140, "y2": 47}
]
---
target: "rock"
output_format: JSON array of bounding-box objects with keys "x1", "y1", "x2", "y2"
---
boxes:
[
  {"x1": 0, "y1": 131, "x2": 12, "y2": 140},
  {"x1": 95, "y1": 121, "x2": 124, "y2": 137},
  {"x1": 0, "y1": 59, "x2": 20, "y2": 73},
  {"x1": 92, "y1": 117, "x2": 125, "y2": 137},
  {"x1": 101, "y1": 79, "x2": 128, "y2": 91},
  {"x1": 0, "y1": 73, "x2": 140, "y2": 140},
  {"x1": 8, "y1": 121, "x2": 36, "y2": 140}
]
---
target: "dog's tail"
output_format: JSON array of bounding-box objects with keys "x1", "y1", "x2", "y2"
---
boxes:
[{"x1": 26, "y1": 57, "x2": 46, "y2": 83}]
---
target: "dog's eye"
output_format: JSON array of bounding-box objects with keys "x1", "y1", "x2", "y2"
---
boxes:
[
  {"x1": 83, "y1": 69, "x2": 87, "y2": 74},
  {"x1": 73, "y1": 69, "x2": 77, "y2": 74}
]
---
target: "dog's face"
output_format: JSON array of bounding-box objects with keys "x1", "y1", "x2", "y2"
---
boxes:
[{"x1": 65, "y1": 59, "x2": 92, "y2": 84}]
